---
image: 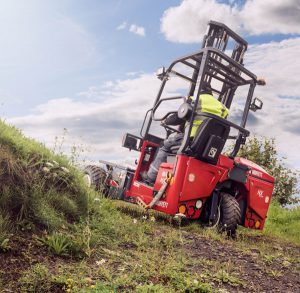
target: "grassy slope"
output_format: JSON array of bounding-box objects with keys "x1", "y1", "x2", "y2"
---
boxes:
[
  {"x1": 0, "y1": 120, "x2": 299, "y2": 292},
  {"x1": 0, "y1": 120, "x2": 89, "y2": 234}
]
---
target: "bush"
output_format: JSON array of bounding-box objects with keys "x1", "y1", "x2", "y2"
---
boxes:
[{"x1": 238, "y1": 136, "x2": 299, "y2": 206}]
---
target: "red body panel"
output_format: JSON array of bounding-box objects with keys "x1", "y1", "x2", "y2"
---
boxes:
[
  {"x1": 235, "y1": 157, "x2": 275, "y2": 183},
  {"x1": 248, "y1": 176, "x2": 274, "y2": 218},
  {"x1": 180, "y1": 158, "x2": 225, "y2": 201},
  {"x1": 234, "y1": 157, "x2": 275, "y2": 229},
  {"x1": 124, "y1": 141, "x2": 275, "y2": 230}
]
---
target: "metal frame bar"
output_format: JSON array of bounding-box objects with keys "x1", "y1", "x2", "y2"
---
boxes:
[{"x1": 140, "y1": 26, "x2": 257, "y2": 157}]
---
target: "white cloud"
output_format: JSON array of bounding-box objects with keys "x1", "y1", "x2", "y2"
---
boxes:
[
  {"x1": 161, "y1": 0, "x2": 241, "y2": 43},
  {"x1": 246, "y1": 38, "x2": 300, "y2": 98},
  {"x1": 161, "y1": 0, "x2": 300, "y2": 43},
  {"x1": 116, "y1": 21, "x2": 146, "y2": 37},
  {"x1": 8, "y1": 37, "x2": 300, "y2": 170},
  {"x1": 243, "y1": 37, "x2": 300, "y2": 168},
  {"x1": 129, "y1": 24, "x2": 146, "y2": 37},
  {"x1": 117, "y1": 21, "x2": 127, "y2": 30},
  {"x1": 9, "y1": 74, "x2": 161, "y2": 164},
  {"x1": 241, "y1": 0, "x2": 300, "y2": 35}
]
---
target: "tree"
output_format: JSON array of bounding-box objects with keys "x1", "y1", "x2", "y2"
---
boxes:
[{"x1": 238, "y1": 137, "x2": 299, "y2": 206}]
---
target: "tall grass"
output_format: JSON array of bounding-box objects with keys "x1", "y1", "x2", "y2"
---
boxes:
[
  {"x1": 264, "y1": 202, "x2": 300, "y2": 244},
  {"x1": 0, "y1": 120, "x2": 89, "y2": 232}
]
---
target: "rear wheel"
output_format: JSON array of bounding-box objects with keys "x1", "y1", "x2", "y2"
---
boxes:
[
  {"x1": 83, "y1": 165, "x2": 108, "y2": 195},
  {"x1": 218, "y1": 192, "x2": 241, "y2": 236}
]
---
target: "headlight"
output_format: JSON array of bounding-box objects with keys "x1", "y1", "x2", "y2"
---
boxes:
[{"x1": 195, "y1": 200, "x2": 203, "y2": 209}]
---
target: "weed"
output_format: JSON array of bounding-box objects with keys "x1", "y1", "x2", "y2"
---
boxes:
[
  {"x1": 19, "y1": 263, "x2": 53, "y2": 293},
  {"x1": 267, "y1": 269, "x2": 284, "y2": 278},
  {"x1": 39, "y1": 232, "x2": 71, "y2": 256},
  {"x1": 0, "y1": 238, "x2": 10, "y2": 252},
  {"x1": 0, "y1": 214, "x2": 11, "y2": 252},
  {"x1": 0, "y1": 214, "x2": 11, "y2": 236},
  {"x1": 214, "y1": 269, "x2": 243, "y2": 287},
  {"x1": 261, "y1": 253, "x2": 277, "y2": 265}
]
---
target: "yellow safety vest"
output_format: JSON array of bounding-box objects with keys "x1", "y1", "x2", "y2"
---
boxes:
[{"x1": 190, "y1": 94, "x2": 229, "y2": 137}]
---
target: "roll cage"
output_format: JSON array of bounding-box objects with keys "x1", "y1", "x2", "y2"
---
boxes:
[{"x1": 140, "y1": 21, "x2": 261, "y2": 158}]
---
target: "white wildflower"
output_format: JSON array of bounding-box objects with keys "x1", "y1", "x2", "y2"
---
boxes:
[
  {"x1": 42, "y1": 167, "x2": 50, "y2": 173},
  {"x1": 61, "y1": 167, "x2": 70, "y2": 173},
  {"x1": 96, "y1": 259, "x2": 106, "y2": 266}
]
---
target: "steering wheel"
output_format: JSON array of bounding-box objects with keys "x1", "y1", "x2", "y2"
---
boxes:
[{"x1": 160, "y1": 112, "x2": 182, "y2": 134}]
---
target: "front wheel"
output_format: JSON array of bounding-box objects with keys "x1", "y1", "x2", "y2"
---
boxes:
[
  {"x1": 83, "y1": 165, "x2": 109, "y2": 195},
  {"x1": 218, "y1": 192, "x2": 241, "y2": 237}
]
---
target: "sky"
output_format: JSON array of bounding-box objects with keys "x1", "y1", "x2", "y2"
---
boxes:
[{"x1": 1, "y1": 0, "x2": 300, "y2": 172}]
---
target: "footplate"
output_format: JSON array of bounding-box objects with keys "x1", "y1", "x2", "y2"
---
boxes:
[{"x1": 136, "y1": 197, "x2": 148, "y2": 209}]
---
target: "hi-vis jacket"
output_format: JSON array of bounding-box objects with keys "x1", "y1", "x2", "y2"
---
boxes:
[{"x1": 190, "y1": 94, "x2": 229, "y2": 137}]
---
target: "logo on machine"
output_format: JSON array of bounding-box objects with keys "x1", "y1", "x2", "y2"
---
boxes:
[
  {"x1": 160, "y1": 171, "x2": 167, "y2": 184},
  {"x1": 155, "y1": 201, "x2": 168, "y2": 208},
  {"x1": 257, "y1": 189, "x2": 264, "y2": 198},
  {"x1": 208, "y1": 147, "x2": 218, "y2": 158}
]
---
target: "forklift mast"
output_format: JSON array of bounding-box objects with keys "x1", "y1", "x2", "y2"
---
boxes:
[
  {"x1": 189, "y1": 21, "x2": 248, "y2": 106},
  {"x1": 202, "y1": 21, "x2": 248, "y2": 64}
]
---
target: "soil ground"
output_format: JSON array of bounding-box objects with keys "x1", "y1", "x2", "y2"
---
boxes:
[{"x1": 1, "y1": 223, "x2": 299, "y2": 293}]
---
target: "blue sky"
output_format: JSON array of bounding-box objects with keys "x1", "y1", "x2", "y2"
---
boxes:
[
  {"x1": 0, "y1": 0, "x2": 194, "y2": 117},
  {"x1": 1, "y1": 0, "x2": 300, "y2": 172}
]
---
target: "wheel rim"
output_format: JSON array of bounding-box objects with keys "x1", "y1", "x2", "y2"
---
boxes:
[{"x1": 83, "y1": 174, "x2": 92, "y2": 187}]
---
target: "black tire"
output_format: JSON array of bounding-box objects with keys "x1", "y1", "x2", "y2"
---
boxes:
[
  {"x1": 83, "y1": 165, "x2": 108, "y2": 194},
  {"x1": 218, "y1": 192, "x2": 241, "y2": 237}
]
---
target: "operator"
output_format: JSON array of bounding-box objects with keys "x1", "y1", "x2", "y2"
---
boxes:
[{"x1": 141, "y1": 84, "x2": 229, "y2": 184}]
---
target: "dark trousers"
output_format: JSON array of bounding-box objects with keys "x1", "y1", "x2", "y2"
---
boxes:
[{"x1": 147, "y1": 133, "x2": 184, "y2": 182}]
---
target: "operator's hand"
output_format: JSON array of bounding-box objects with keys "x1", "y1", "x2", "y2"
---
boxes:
[{"x1": 164, "y1": 113, "x2": 184, "y2": 126}]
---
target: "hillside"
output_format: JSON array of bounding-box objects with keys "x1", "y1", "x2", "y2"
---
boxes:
[{"x1": 0, "y1": 120, "x2": 299, "y2": 292}]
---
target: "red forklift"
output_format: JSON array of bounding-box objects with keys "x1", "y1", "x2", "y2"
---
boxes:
[{"x1": 84, "y1": 21, "x2": 275, "y2": 235}]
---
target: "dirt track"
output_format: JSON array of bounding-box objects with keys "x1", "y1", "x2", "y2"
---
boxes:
[
  {"x1": 0, "y1": 227, "x2": 299, "y2": 292},
  {"x1": 180, "y1": 230, "x2": 300, "y2": 292}
]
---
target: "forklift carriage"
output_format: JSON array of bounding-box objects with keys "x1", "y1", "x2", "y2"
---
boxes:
[{"x1": 85, "y1": 21, "x2": 275, "y2": 235}]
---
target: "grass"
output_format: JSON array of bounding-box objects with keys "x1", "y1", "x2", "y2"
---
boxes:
[
  {"x1": 0, "y1": 120, "x2": 299, "y2": 292},
  {"x1": 0, "y1": 120, "x2": 89, "y2": 233},
  {"x1": 1, "y1": 196, "x2": 299, "y2": 292},
  {"x1": 11, "y1": 204, "x2": 216, "y2": 292},
  {"x1": 264, "y1": 202, "x2": 300, "y2": 244}
]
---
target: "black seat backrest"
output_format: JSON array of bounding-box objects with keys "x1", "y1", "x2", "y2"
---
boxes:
[{"x1": 190, "y1": 118, "x2": 230, "y2": 164}]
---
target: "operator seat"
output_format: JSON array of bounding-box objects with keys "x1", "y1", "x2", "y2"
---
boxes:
[
  {"x1": 167, "y1": 117, "x2": 230, "y2": 164},
  {"x1": 190, "y1": 117, "x2": 230, "y2": 164}
]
